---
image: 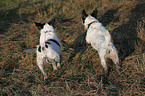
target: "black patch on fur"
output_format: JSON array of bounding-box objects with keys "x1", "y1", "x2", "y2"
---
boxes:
[
  {"x1": 45, "y1": 44, "x2": 48, "y2": 48},
  {"x1": 48, "y1": 18, "x2": 56, "y2": 27},
  {"x1": 90, "y1": 8, "x2": 98, "y2": 18},
  {"x1": 47, "y1": 39, "x2": 60, "y2": 47},
  {"x1": 45, "y1": 41, "x2": 51, "y2": 44},
  {"x1": 38, "y1": 46, "x2": 41, "y2": 52},
  {"x1": 45, "y1": 41, "x2": 51, "y2": 48},
  {"x1": 82, "y1": 9, "x2": 88, "y2": 23},
  {"x1": 34, "y1": 22, "x2": 45, "y2": 30}
]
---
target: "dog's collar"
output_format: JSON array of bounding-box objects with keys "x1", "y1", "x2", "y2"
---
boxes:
[
  {"x1": 87, "y1": 21, "x2": 97, "y2": 29},
  {"x1": 44, "y1": 31, "x2": 48, "y2": 33},
  {"x1": 44, "y1": 30, "x2": 53, "y2": 33}
]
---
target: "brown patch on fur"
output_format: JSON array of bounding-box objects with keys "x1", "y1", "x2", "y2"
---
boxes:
[{"x1": 42, "y1": 47, "x2": 45, "y2": 51}]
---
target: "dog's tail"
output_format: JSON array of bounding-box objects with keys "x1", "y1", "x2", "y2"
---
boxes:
[{"x1": 23, "y1": 48, "x2": 37, "y2": 53}]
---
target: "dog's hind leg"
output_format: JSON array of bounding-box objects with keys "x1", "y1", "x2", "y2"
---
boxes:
[
  {"x1": 56, "y1": 55, "x2": 61, "y2": 69},
  {"x1": 109, "y1": 48, "x2": 120, "y2": 71},
  {"x1": 111, "y1": 55, "x2": 120, "y2": 70},
  {"x1": 52, "y1": 60, "x2": 58, "y2": 71},
  {"x1": 37, "y1": 59, "x2": 48, "y2": 81},
  {"x1": 98, "y1": 51, "x2": 107, "y2": 73}
]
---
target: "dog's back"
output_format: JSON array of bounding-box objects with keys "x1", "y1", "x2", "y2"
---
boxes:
[
  {"x1": 85, "y1": 15, "x2": 111, "y2": 52},
  {"x1": 38, "y1": 23, "x2": 61, "y2": 58}
]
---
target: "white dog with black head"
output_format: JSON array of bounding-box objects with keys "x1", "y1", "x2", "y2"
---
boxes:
[
  {"x1": 35, "y1": 22, "x2": 62, "y2": 83},
  {"x1": 82, "y1": 9, "x2": 120, "y2": 73}
]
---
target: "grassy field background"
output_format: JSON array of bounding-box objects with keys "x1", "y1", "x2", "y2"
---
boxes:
[{"x1": 0, "y1": 0, "x2": 145, "y2": 95}]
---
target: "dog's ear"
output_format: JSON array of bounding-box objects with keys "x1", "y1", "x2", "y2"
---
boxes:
[
  {"x1": 82, "y1": 9, "x2": 88, "y2": 23},
  {"x1": 34, "y1": 22, "x2": 45, "y2": 30},
  {"x1": 48, "y1": 18, "x2": 56, "y2": 27},
  {"x1": 90, "y1": 8, "x2": 98, "y2": 18}
]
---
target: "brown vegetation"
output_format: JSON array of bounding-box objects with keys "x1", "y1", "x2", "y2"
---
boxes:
[{"x1": 0, "y1": 0, "x2": 145, "y2": 95}]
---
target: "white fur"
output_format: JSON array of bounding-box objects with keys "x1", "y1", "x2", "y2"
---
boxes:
[
  {"x1": 83, "y1": 15, "x2": 119, "y2": 72},
  {"x1": 36, "y1": 23, "x2": 62, "y2": 81}
]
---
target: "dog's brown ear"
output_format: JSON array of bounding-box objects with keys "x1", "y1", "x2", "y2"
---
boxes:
[
  {"x1": 90, "y1": 8, "x2": 98, "y2": 18},
  {"x1": 82, "y1": 9, "x2": 88, "y2": 23},
  {"x1": 34, "y1": 22, "x2": 45, "y2": 30}
]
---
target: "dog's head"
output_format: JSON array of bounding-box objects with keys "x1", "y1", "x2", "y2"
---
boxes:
[
  {"x1": 35, "y1": 18, "x2": 56, "y2": 33},
  {"x1": 35, "y1": 22, "x2": 55, "y2": 33},
  {"x1": 82, "y1": 9, "x2": 98, "y2": 29}
]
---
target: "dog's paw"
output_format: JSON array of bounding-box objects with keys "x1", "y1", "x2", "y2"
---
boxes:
[{"x1": 57, "y1": 63, "x2": 61, "y2": 69}]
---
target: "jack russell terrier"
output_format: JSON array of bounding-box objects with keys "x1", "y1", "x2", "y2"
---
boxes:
[
  {"x1": 82, "y1": 9, "x2": 120, "y2": 73},
  {"x1": 35, "y1": 22, "x2": 62, "y2": 83}
]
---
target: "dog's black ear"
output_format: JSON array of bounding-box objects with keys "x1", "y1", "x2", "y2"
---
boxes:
[
  {"x1": 34, "y1": 22, "x2": 45, "y2": 30},
  {"x1": 48, "y1": 18, "x2": 56, "y2": 27},
  {"x1": 82, "y1": 9, "x2": 88, "y2": 23},
  {"x1": 90, "y1": 8, "x2": 98, "y2": 18}
]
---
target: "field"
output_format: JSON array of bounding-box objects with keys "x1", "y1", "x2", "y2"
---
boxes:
[{"x1": 0, "y1": 0, "x2": 145, "y2": 95}]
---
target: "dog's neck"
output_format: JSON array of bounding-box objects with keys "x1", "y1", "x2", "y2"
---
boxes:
[
  {"x1": 84, "y1": 15, "x2": 99, "y2": 29},
  {"x1": 87, "y1": 21, "x2": 98, "y2": 29}
]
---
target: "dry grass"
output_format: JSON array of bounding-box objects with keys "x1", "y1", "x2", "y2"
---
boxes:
[{"x1": 0, "y1": 0, "x2": 145, "y2": 95}]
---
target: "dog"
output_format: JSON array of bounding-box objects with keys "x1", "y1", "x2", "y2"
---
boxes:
[
  {"x1": 82, "y1": 9, "x2": 120, "y2": 73},
  {"x1": 35, "y1": 22, "x2": 62, "y2": 82}
]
